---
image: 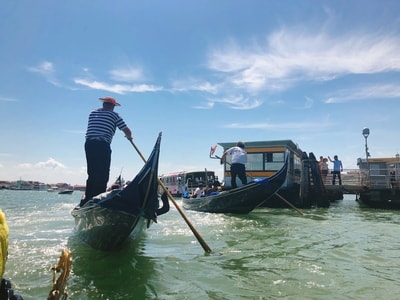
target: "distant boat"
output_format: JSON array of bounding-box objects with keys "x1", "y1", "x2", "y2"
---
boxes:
[
  {"x1": 58, "y1": 190, "x2": 73, "y2": 195},
  {"x1": 9, "y1": 179, "x2": 33, "y2": 190},
  {"x1": 71, "y1": 133, "x2": 165, "y2": 250}
]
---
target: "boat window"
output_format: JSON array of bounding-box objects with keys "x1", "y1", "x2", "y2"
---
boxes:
[
  {"x1": 242, "y1": 152, "x2": 285, "y2": 172},
  {"x1": 264, "y1": 152, "x2": 285, "y2": 171},
  {"x1": 247, "y1": 153, "x2": 264, "y2": 171}
]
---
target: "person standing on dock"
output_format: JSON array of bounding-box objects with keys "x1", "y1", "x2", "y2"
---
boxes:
[
  {"x1": 319, "y1": 157, "x2": 329, "y2": 184},
  {"x1": 220, "y1": 141, "x2": 248, "y2": 188},
  {"x1": 328, "y1": 155, "x2": 343, "y2": 185},
  {"x1": 82, "y1": 96, "x2": 132, "y2": 205}
]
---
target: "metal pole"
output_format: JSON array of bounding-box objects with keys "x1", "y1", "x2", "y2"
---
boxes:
[
  {"x1": 362, "y1": 128, "x2": 370, "y2": 187},
  {"x1": 365, "y1": 136, "x2": 370, "y2": 187}
]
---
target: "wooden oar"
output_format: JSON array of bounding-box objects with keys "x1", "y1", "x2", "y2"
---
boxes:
[
  {"x1": 274, "y1": 192, "x2": 304, "y2": 216},
  {"x1": 216, "y1": 153, "x2": 304, "y2": 216},
  {"x1": 129, "y1": 139, "x2": 212, "y2": 254}
]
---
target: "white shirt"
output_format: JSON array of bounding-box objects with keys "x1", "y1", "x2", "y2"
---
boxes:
[
  {"x1": 227, "y1": 146, "x2": 247, "y2": 165},
  {"x1": 193, "y1": 187, "x2": 203, "y2": 198}
]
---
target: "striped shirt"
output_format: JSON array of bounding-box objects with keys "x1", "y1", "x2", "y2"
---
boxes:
[{"x1": 85, "y1": 109, "x2": 128, "y2": 144}]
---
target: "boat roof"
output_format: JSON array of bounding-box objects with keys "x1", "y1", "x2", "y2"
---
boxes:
[
  {"x1": 218, "y1": 139, "x2": 302, "y2": 154},
  {"x1": 160, "y1": 170, "x2": 216, "y2": 177}
]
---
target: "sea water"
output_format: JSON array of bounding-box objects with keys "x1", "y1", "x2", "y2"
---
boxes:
[{"x1": 1, "y1": 190, "x2": 400, "y2": 299}]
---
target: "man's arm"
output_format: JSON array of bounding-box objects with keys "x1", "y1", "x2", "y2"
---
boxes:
[
  {"x1": 220, "y1": 151, "x2": 227, "y2": 164},
  {"x1": 123, "y1": 127, "x2": 132, "y2": 140}
]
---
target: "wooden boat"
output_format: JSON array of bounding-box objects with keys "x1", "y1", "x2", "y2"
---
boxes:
[
  {"x1": 71, "y1": 133, "x2": 163, "y2": 250},
  {"x1": 182, "y1": 156, "x2": 288, "y2": 214},
  {"x1": 58, "y1": 189, "x2": 73, "y2": 195}
]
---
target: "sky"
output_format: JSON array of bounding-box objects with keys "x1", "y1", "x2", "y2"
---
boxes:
[{"x1": 0, "y1": 0, "x2": 399, "y2": 186}]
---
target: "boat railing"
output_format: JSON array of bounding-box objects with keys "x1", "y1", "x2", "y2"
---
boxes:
[{"x1": 322, "y1": 168, "x2": 399, "y2": 189}]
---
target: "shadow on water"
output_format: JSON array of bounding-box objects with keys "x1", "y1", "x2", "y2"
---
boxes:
[{"x1": 67, "y1": 234, "x2": 157, "y2": 299}]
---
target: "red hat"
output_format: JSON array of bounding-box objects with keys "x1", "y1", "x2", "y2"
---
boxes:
[{"x1": 99, "y1": 96, "x2": 121, "y2": 106}]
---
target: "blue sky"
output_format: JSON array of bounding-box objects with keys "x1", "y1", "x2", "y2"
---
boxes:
[{"x1": 0, "y1": 0, "x2": 399, "y2": 185}]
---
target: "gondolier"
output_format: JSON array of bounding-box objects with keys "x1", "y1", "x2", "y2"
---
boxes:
[
  {"x1": 82, "y1": 96, "x2": 132, "y2": 205},
  {"x1": 220, "y1": 141, "x2": 247, "y2": 189}
]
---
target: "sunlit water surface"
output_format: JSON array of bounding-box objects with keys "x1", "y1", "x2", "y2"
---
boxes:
[{"x1": 1, "y1": 190, "x2": 400, "y2": 299}]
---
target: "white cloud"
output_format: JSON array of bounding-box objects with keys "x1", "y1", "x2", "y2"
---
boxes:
[
  {"x1": 28, "y1": 61, "x2": 54, "y2": 74},
  {"x1": 223, "y1": 120, "x2": 333, "y2": 130},
  {"x1": 170, "y1": 78, "x2": 220, "y2": 94},
  {"x1": 27, "y1": 61, "x2": 61, "y2": 87},
  {"x1": 18, "y1": 158, "x2": 66, "y2": 170},
  {"x1": 109, "y1": 67, "x2": 145, "y2": 82},
  {"x1": 7, "y1": 158, "x2": 85, "y2": 184},
  {"x1": 0, "y1": 96, "x2": 18, "y2": 102},
  {"x1": 210, "y1": 95, "x2": 263, "y2": 110},
  {"x1": 325, "y1": 84, "x2": 400, "y2": 103},
  {"x1": 74, "y1": 78, "x2": 163, "y2": 94},
  {"x1": 207, "y1": 29, "x2": 400, "y2": 92}
]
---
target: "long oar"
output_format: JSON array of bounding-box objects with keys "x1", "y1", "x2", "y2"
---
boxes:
[
  {"x1": 214, "y1": 151, "x2": 304, "y2": 216},
  {"x1": 129, "y1": 139, "x2": 212, "y2": 254},
  {"x1": 274, "y1": 192, "x2": 304, "y2": 216}
]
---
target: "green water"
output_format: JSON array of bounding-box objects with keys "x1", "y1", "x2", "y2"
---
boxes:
[{"x1": 1, "y1": 190, "x2": 400, "y2": 299}]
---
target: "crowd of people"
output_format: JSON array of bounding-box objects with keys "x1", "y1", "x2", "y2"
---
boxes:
[
  {"x1": 318, "y1": 155, "x2": 343, "y2": 185},
  {"x1": 183, "y1": 181, "x2": 223, "y2": 199}
]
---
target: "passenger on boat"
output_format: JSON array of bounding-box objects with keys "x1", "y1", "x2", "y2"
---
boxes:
[
  {"x1": 82, "y1": 96, "x2": 133, "y2": 206},
  {"x1": 192, "y1": 183, "x2": 204, "y2": 198},
  {"x1": 205, "y1": 183, "x2": 217, "y2": 196},
  {"x1": 182, "y1": 187, "x2": 190, "y2": 198},
  {"x1": 220, "y1": 141, "x2": 248, "y2": 189}
]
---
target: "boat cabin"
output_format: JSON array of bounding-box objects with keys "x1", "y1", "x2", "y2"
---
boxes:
[
  {"x1": 160, "y1": 170, "x2": 218, "y2": 196},
  {"x1": 218, "y1": 140, "x2": 303, "y2": 189}
]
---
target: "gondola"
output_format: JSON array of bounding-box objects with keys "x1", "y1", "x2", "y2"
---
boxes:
[
  {"x1": 71, "y1": 133, "x2": 165, "y2": 250},
  {"x1": 182, "y1": 156, "x2": 288, "y2": 214}
]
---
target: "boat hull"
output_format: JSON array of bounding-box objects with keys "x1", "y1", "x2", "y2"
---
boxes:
[
  {"x1": 71, "y1": 202, "x2": 148, "y2": 250},
  {"x1": 71, "y1": 133, "x2": 162, "y2": 250},
  {"x1": 182, "y1": 157, "x2": 288, "y2": 214},
  {"x1": 59, "y1": 190, "x2": 73, "y2": 195}
]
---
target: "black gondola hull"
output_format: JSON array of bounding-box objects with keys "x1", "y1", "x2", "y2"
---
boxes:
[
  {"x1": 182, "y1": 158, "x2": 288, "y2": 214},
  {"x1": 71, "y1": 133, "x2": 162, "y2": 250}
]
